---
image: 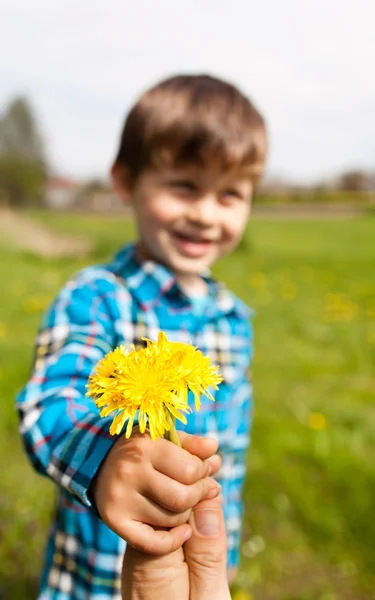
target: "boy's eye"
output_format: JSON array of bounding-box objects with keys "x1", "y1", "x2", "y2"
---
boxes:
[
  {"x1": 169, "y1": 181, "x2": 198, "y2": 196},
  {"x1": 221, "y1": 189, "x2": 244, "y2": 204}
]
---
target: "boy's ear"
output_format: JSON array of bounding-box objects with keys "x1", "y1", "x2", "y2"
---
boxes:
[{"x1": 111, "y1": 164, "x2": 133, "y2": 204}]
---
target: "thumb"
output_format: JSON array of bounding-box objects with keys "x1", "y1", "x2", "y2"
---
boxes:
[{"x1": 184, "y1": 497, "x2": 231, "y2": 600}]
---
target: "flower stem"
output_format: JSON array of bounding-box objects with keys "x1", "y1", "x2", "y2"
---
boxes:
[{"x1": 164, "y1": 411, "x2": 182, "y2": 447}]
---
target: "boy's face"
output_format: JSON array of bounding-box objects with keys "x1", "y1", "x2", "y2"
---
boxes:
[{"x1": 113, "y1": 164, "x2": 253, "y2": 292}]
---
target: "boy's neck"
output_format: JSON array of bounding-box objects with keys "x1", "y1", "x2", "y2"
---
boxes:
[
  {"x1": 135, "y1": 243, "x2": 208, "y2": 296},
  {"x1": 176, "y1": 274, "x2": 208, "y2": 297}
]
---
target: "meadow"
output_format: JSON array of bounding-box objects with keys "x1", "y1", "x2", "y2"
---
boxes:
[{"x1": 0, "y1": 211, "x2": 374, "y2": 599}]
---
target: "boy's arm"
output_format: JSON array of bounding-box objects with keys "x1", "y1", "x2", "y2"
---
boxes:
[
  {"x1": 16, "y1": 272, "x2": 119, "y2": 510},
  {"x1": 16, "y1": 271, "x2": 222, "y2": 553}
]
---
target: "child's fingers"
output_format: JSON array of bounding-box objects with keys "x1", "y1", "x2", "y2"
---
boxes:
[
  {"x1": 125, "y1": 521, "x2": 192, "y2": 555},
  {"x1": 206, "y1": 453, "x2": 222, "y2": 476},
  {"x1": 152, "y1": 439, "x2": 212, "y2": 484},
  {"x1": 179, "y1": 431, "x2": 219, "y2": 460},
  {"x1": 144, "y1": 471, "x2": 221, "y2": 514},
  {"x1": 133, "y1": 494, "x2": 192, "y2": 528}
]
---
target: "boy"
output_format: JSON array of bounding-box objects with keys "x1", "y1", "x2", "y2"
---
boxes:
[{"x1": 17, "y1": 73, "x2": 267, "y2": 599}]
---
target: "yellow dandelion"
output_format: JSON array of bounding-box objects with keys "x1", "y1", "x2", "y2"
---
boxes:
[
  {"x1": 86, "y1": 345, "x2": 128, "y2": 397},
  {"x1": 0, "y1": 322, "x2": 7, "y2": 339},
  {"x1": 232, "y1": 591, "x2": 255, "y2": 600},
  {"x1": 249, "y1": 271, "x2": 267, "y2": 290},
  {"x1": 366, "y1": 302, "x2": 375, "y2": 319},
  {"x1": 324, "y1": 293, "x2": 358, "y2": 323},
  {"x1": 308, "y1": 412, "x2": 327, "y2": 430},
  {"x1": 175, "y1": 344, "x2": 223, "y2": 408},
  {"x1": 143, "y1": 333, "x2": 223, "y2": 408},
  {"x1": 280, "y1": 281, "x2": 298, "y2": 301},
  {"x1": 86, "y1": 332, "x2": 222, "y2": 444}
]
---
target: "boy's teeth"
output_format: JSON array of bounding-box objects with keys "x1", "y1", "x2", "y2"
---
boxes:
[{"x1": 179, "y1": 233, "x2": 206, "y2": 243}]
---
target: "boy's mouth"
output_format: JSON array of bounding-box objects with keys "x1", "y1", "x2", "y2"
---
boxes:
[{"x1": 172, "y1": 232, "x2": 214, "y2": 258}]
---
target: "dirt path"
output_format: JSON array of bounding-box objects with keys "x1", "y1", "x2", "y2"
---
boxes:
[{"x1": 0, "y1": 208, "x2": 92, "y2": 257}]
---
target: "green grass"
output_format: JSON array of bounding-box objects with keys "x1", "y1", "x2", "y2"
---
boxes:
[{"x1": 0, "y1": 211, "x2": 374, "y2": 599}]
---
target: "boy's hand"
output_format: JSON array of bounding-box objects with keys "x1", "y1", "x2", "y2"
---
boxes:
[{"x1": 91, "y1": 429, "x2": 221, "y2": 555}]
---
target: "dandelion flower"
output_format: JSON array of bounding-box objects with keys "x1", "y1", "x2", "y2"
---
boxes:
[
  {"x1": 308, "y1": 412, "x2": 327, "y2": 430},
  {"x1": 0, "y1": 322, "x2": 7, "y2": 339},
  {"x1": 143, "y1": 333, "x2": 223, "y2": 408},
  {"x1": 86, "y1": 332, "x2": 223, "y2": 443}
]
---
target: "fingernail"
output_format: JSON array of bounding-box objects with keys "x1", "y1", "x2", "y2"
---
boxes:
[{"x1": 193, "y1": 509, "x2": 220, "y2": 537}]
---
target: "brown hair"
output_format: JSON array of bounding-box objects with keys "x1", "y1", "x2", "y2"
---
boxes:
[{"x1": 114, "y1": 74, "x2": 267, "y2": 184}]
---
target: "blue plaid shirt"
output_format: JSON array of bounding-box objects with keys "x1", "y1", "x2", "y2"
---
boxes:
[{"x1": 17, "y1": 243, "x2": 253, "y2": 599}]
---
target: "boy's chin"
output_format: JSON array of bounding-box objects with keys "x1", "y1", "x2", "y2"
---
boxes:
[
  {"x1": 170, "y1": 257, "x2": 213, "y2": 276},
  {"x1": 168, "y1": 249, "x2": 218, "y2": 272}
]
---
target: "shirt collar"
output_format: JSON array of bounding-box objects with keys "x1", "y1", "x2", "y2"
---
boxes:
[{"x1": 109, "y1": 243, "x2": 252, "y2": 319}]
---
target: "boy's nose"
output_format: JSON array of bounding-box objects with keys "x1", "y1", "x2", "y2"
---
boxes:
[{"x1": 187, "y1": 195, "x2": 216, "y2": 227}]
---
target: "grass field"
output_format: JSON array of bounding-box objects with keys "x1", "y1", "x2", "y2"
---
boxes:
[{"x1": 0, "y1": 211, "x2": 374, "y2": 599}]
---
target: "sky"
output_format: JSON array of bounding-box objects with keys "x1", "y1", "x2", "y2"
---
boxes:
[{"x1": 0, "y1": 0, "x2": 374, "y2": 184}]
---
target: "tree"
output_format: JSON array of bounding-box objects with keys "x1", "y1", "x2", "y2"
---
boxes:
[
  {"x1": 0, "y1": 96, "x2": 47, "y2": 207},
  {"x1": 338, "y1": 170, "x2": 369, "y2": 192}
]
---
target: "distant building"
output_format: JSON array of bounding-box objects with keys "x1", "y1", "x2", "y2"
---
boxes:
[
  {"x1": 44, "y1": 177, "x2": 124, "y2": 212},
  {"x1": 45, "y1": 176, "x2": 77, "y2": 209},
  {"x1": 73, "y1": 180, "x2": 123, "y2": 212},
  {"x1": 258, "y1": 177, "x2": 292, "y2": 196}
]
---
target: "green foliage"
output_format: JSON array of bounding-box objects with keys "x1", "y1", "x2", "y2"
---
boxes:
[
  {"x1": 0, "y1": 213, "x2": 374, "y2": 599},
  {"x1": 0, "y1": 96, "x2": 45, "y2": 162},
  {"x1": 0, "y1": 155, "x2": 46, "y2": 206},
  {"x1": 0, "y1": 96, "x2": 47, "y2": 206}
]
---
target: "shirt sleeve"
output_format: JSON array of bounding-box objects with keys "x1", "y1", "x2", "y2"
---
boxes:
[
  {"x1": 16, "y1": 271, "x2": 119, "y2": 510},
  {"x1": 219, "y1": 319, "x2": 254, "y2": 570}
]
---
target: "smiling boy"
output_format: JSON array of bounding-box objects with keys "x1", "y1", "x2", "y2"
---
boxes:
[
  {"x1": 112, "y1": 165, "x2": 253, "y2": 295},
  {"x1": 17, "y1": 74, "x2": 267, "y2": 599}
]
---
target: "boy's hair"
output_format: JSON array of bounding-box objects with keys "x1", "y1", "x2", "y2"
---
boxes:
[{"x1": 114, "y1": 74, "x2": 267, "y2": 184}]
